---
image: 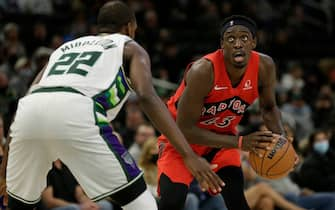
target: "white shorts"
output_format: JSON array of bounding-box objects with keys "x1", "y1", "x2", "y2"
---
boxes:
[{"x1": 6, "y1": 90, "x2": 142, "y2": 204}]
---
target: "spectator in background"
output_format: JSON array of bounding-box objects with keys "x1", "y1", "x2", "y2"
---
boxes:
[
  {"x1": 17, "y1": 0, "x2": 53, "y2": 15},
  {"x1": 281, "y1": 91, "x2": 314, "y2": 142},
  {"x1": 280, "y1": 62, "x2": 305, "y2": 93},
  {"x1": 267, "y1": 175, "x2": 335, "y2": 210},
  {"x1": 30, "y1": 46, "x2": 53, "y2": 87},
  {"x1": 26, "y1": 22, "x2": 49, "y2": 56},
  {"x1": 312, "y1": 94, "x2": 334, "y2": 130},
  {"x1": 160, "y1": 39, "x2": 182, "y2": 83},
  {"x1": 0, "y1": 71, "x2": 10, "y2": 116},
  {"x1": 153, "y1": 66, "x2": 172, "y2": 100},
  {"x1": 42, "y1": 159, "x2": 113, "y2": 210},
  {"x1": 186, "y1": 179, "x2": 227, "y2": 210},
  {"x1": 8, "y1": 56, "x2": 34, "y2": 99},
  {"x1": 0, "y1": 40, "x2": 11, "y2": 77},
  {"x1": 295, "y1": 130, "x2": 335, "y2": 192},
  {"x1": 50, "y1": 35, "x2": 64, "y2": 50},
  {"x1": 245, "y1": 182, "x2": 305, "y2": 210},
  {"x1": 120, "y1": 98, "x2": 146, "y2": 149},
  {"x1": 129, "y1": 122, "x2": 156, "y2": 163},
  {"x1": 3, "y1": 23, "x2": 26, "y2": 67},
  {"x1": 318, "y1": 84, "x2": 334, "y2": 99},
  {"x1": 138, "y1": 137, "x2": 159, "y2": 200},
  {"x1": 70, "y1": 11, "x2": 88, "y2": 38},
  {"x1": 142, "y1": 9, "x2": 160, "y2": 56},
  {"x1": 32, "y1": 46, "x2": 53, "y2": 74}
]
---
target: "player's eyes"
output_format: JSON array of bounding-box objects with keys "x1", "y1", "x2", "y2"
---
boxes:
[
  {"x1": 227, "y1": 37, "x2": 234, "y2": 43},
  {"x1": 241, "y1": 36, "x2": 248, "y2": 41}
]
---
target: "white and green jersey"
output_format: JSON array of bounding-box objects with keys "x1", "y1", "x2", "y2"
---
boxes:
[{"x1": 36, "y1": 33, "x2": 133, "y2": 121}]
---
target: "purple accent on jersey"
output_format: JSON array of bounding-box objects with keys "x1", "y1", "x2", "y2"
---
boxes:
[
  {"x1": 101, "y1": 125, "x2": 141, "y2": 180},
  {"x1": 95, "y1": 96, "x2": 110, "y2": 110}
]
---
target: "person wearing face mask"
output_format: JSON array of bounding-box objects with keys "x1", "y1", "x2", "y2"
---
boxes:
[
  {"x1": 295, "y1": 130, "x2": 335, "y2": 192},
  {"x1": 313, "y1": 140, "x2": 330, "y2": 155}
]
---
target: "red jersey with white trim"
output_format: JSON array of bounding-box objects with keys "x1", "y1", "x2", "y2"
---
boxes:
[{"x1": 160, "y1": 49, "x2": 259, "y2": 154}]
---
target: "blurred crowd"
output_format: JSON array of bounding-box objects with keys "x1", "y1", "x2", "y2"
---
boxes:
[{"x1": 0, "y1": 0, "x2": 335, "y2": 209}]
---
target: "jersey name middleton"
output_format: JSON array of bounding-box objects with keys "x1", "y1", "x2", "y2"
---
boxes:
[{"x1": 35, "y1": 34, "x2": 133, "y2": 121}]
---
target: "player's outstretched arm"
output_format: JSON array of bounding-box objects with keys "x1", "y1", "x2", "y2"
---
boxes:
[
  {"x1": 176, "y1": 59, "x2": 274, "y2": 151},
  {"x1": 124, "y1": 40, "x2": 224, "y2": 192}
]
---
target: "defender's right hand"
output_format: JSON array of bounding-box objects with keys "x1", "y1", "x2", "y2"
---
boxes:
[
  {"x1": 242, "y1": 131, "x2": 274, "y2": 157},
  {"x1": 183, "y1": 153, "x2": 225, "y2": 193}
]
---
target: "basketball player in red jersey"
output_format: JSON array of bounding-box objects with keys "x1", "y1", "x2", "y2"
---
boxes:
[{"x1": 158, "y1": 15, "x2": 289, "y2": 210}]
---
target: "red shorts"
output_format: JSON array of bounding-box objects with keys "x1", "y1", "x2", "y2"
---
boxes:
[{"x1": 157, "y1": 135, "x2": 241, "y2": 194}]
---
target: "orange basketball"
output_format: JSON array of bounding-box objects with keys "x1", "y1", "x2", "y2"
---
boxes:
[{"x1": 248, "y1": 135, "x2": 296, "y2": 179}]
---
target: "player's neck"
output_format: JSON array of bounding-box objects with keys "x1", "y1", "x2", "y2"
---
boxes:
[
  {"x1": 99, "y1": 33, "x2": 111, "y2": 36},
  {"x1": 224, "y1": 59, "x2": 247, "y2": 87}
]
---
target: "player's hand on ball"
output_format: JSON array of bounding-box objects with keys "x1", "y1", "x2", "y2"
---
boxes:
[
  {"x1": 242, "y1": 131, "x2": 274, "y2": 157},
  {"x1": 248, "y1": 135, "x2": 296, "y2": 179},
  {"x1": 285, "y1": 136, "x2": 300, "y2": 169},
  {"x1": 287, "y1": 136, "x2": 294, "y2": 143},
  {"x1": 183, "y1": 153, "x2": 225, "y2": 193}
]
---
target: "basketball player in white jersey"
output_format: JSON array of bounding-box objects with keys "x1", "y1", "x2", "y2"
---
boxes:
[{"x1": 4, "y1": 1, "x2": 224, "y2": 210}]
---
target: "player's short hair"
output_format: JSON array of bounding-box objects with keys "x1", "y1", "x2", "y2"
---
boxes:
[
  {"x1": 97, "y1": 1, "x2": 136, "y2": 33},
  {"x1": 220, "y1": 15, "x2": 257, "y2": 38}
]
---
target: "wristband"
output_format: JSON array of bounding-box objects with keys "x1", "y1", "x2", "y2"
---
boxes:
[{"x1": 238, "y1": 136, "x2": 243, "y2": 149}]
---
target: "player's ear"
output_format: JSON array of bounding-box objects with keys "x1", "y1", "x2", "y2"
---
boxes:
[
  {"x1": 251, "y1": 36, "x2": 257, "y2": 49},
  {"x1": 126, "y1": 22, "x2": 132, "y2": 34},
  {"x1": 220, "y1": 38, "x2": 224, "y2": 49},
  {"x1": 126, "y1": 22, "x2": 136, "y2": 39},
  {"x1": 120, "y1": 23, "x2": 133, "y2": 38},
  {"x1": 120, "y1": 24, "x2": 129, "y2": 36}
]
